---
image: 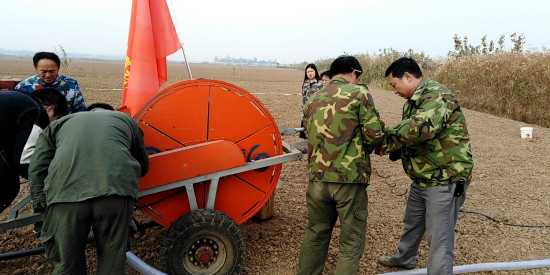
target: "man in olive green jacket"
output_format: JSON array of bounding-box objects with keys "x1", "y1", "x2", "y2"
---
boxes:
[
  {"x1": 29, "y1": 103, "x2": 149, "y2": 275},
  {"x1": 377, "y1": 57, "x2": 473, "y2": 275},
  {"x1": 297, "y1": 55, "x2": 385, "y2": 275}
]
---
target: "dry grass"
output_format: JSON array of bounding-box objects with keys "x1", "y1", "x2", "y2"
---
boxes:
[
  {"x1": 334, "y1": 51, "x2": 550, "y2": 128},
  {"x1": 432, "y1": 52, "x2": 550, "y2": 127},
  {"x1": 5, "y1": 50, "x2": 549, "y2": 127}
]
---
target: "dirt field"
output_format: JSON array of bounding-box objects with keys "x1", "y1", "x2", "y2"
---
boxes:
[{"x1": 1, "y1": 57, "x2": 549, "y2": 275}]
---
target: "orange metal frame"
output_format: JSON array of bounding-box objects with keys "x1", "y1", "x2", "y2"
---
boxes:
[{"x1": 131, "y1": 79, "x2": 283, "y2": 227}]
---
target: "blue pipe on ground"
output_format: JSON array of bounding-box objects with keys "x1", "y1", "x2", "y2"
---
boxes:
[
  {"x1": 126, "y1": 251, "x2": 167, "y2": 275},
  {"x1": 376, "y1": 259, "x2": 550, "y2": 275}
]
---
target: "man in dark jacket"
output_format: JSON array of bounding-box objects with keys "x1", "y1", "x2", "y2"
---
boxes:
[
  {"x1": 0, "y1": 89, "x2": 67, "y2": 213},
  {"x1": 29, "y1": 103, "x2": 149, "y2": 275}
]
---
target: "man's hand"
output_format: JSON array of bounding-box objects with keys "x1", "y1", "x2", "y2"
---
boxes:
[
  {"x1": 32, "y1": 203, "x2": 46, "y2": 239},
  {"x1": 375, "y1": 146, "x2": 387, "y2": 156},
  {"x1": 389, "y1": 150, "x2": 401, "y2": 162},
  {"x1": 33, "y1": 201, "x2": 46, "y2": 213},
  {"x1": 33, "y1": 222, "x2": 42, "y2": 239}
]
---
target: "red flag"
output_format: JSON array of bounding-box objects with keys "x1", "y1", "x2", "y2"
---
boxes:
[{"x1": 120, "y1": 0, "x2": 182, "y2": 116}]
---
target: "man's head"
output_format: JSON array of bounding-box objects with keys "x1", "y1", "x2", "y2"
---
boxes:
[
  {"x1": 385, "y1": 57, "x2": 423, "y2": 99},
  {"x1": 33, "y1": 52, "x2": 61, "y2": 84},
  {"x1": 329, "y1": 55, "x2": 362, "y2": 84},
  {"x1": 87, "y1": 103, "x2": 115, "y2": 111},
  {"x1": 31, "y1": 88, "x2": 68, "y2": 121}
]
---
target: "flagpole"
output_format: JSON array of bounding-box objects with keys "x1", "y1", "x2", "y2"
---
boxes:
[
  {"x1": 165, "y1": 0, "x2": 192, "y2": 80},
  {"x1": 180, "y1": 44, "x2": 193, "y2": 79}
]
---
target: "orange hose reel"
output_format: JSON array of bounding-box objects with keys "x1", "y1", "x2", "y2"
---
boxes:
[{"x1": 134, "y1": 79, "x2": 283, "y2": 227}]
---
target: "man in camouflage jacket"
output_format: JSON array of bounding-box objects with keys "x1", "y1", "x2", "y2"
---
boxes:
[
  {"x1": 297, "y1": 55, "x2": 384, "y2": 275},
  {"x1": 377, "y1": 57, "x2": 473, "y2": 275}
]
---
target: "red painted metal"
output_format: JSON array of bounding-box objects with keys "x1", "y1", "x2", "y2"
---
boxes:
[
  {"x1": 134, "y1": 79, "x2": 282, "y2": 227},
  {"x1": 0, "y1": 79, "x2": 21, "y2": 91}
]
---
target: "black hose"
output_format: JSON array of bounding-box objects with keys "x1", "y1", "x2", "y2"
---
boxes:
[
  {"x1": 0, "y1": 246, "x2": 45, "y2": 260},
  {"x1": 0, "y1": 220, "x2": 159, "y2": 261}
]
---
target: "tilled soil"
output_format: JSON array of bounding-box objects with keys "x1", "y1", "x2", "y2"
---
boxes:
[{"x1": 0, "y1": 59, "x2": 549, "y2": 275}]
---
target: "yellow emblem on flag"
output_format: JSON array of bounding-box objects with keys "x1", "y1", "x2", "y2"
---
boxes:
[{"x1": 123, "y1": 56, "x2": 131, "y2": 87}]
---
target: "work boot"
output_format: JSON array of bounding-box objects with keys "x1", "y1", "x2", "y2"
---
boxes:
[{"x1": 378, "y1": 256, "x2": 414, "y2": 270}]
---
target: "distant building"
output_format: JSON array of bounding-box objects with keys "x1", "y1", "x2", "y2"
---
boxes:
[{"x1": 213, "y1": 56, "x2": 279, "y2": 67}]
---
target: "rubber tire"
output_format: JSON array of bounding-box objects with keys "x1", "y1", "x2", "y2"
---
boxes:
[{"x1": 160, "y1": 209, "x2": 246, "y2": 275}]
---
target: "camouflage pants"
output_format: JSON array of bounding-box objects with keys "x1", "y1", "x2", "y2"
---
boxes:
[
  {"x1": 39, "y1": 196, "x2": 136, "y2": 275},
  {"x1": 297, "y1": 181, "x2": 368, "y2": 275},
  {"x1": 390, "y1": 181, "x2": 469, "y2": 275}
]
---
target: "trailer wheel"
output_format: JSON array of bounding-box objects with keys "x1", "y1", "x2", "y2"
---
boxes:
[{"x1": 160, "y1": 209, "x2": 246, "y2": 275}]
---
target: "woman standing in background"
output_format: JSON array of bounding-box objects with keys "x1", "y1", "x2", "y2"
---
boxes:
[
  {"x1": 300, "y1": 64, "x2": 323, "y2": 138},
  {"x1": 320, "y1": 70, "x2": 331, "y2": 87}
]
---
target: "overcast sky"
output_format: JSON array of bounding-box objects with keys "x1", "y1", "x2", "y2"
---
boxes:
[{"x1": 1, "y1": 0, "x2": 549, "y2": 64}]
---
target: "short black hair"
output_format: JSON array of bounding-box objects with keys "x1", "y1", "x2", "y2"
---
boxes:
[
  {"x1": 87, "y1": 103, "x2": 115, "y2": 111},
  {"x1": 329, "y1": 55, "x2": 362, "y2": 78},
  {"x1": 33, "y1": 52, "x2": 61, "y2": 68},
  {"x1": 385, "y1": 57, "x2": 423, "y2": 78},
  {"x1": 31, "y1": 88, "x2": 68, "y2": 116},
  {"x1": 320, "y1": 70, "x2": 330, "y2": 79}
]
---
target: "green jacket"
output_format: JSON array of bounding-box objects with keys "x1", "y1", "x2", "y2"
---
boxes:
[
  {"x1": 29, "y1": 108, "x2": 149, "y2": 211},
  {"x1": 383, "y1": 79, "x2": 474, "y2": 187},
  {"x1": 303, "y1": 77, "x2": 384, "y2": 184}
]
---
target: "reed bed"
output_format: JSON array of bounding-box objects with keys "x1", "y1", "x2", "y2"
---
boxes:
[{"x1": 303, "y1": 50, "x2": 549, "y2": 127}]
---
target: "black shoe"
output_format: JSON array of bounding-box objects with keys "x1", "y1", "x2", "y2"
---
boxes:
[{"x1": 378, "y1": 256, "x2": 414, "y2": 270}]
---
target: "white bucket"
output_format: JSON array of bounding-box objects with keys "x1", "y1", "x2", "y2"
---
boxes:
[{"x1": 520, "y1": 127, "x2": 533, "y2": 139}]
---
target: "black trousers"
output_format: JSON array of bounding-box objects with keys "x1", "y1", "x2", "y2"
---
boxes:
[{"x1": 0, "y1": 151, "x2": 19, "y2": 213}]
